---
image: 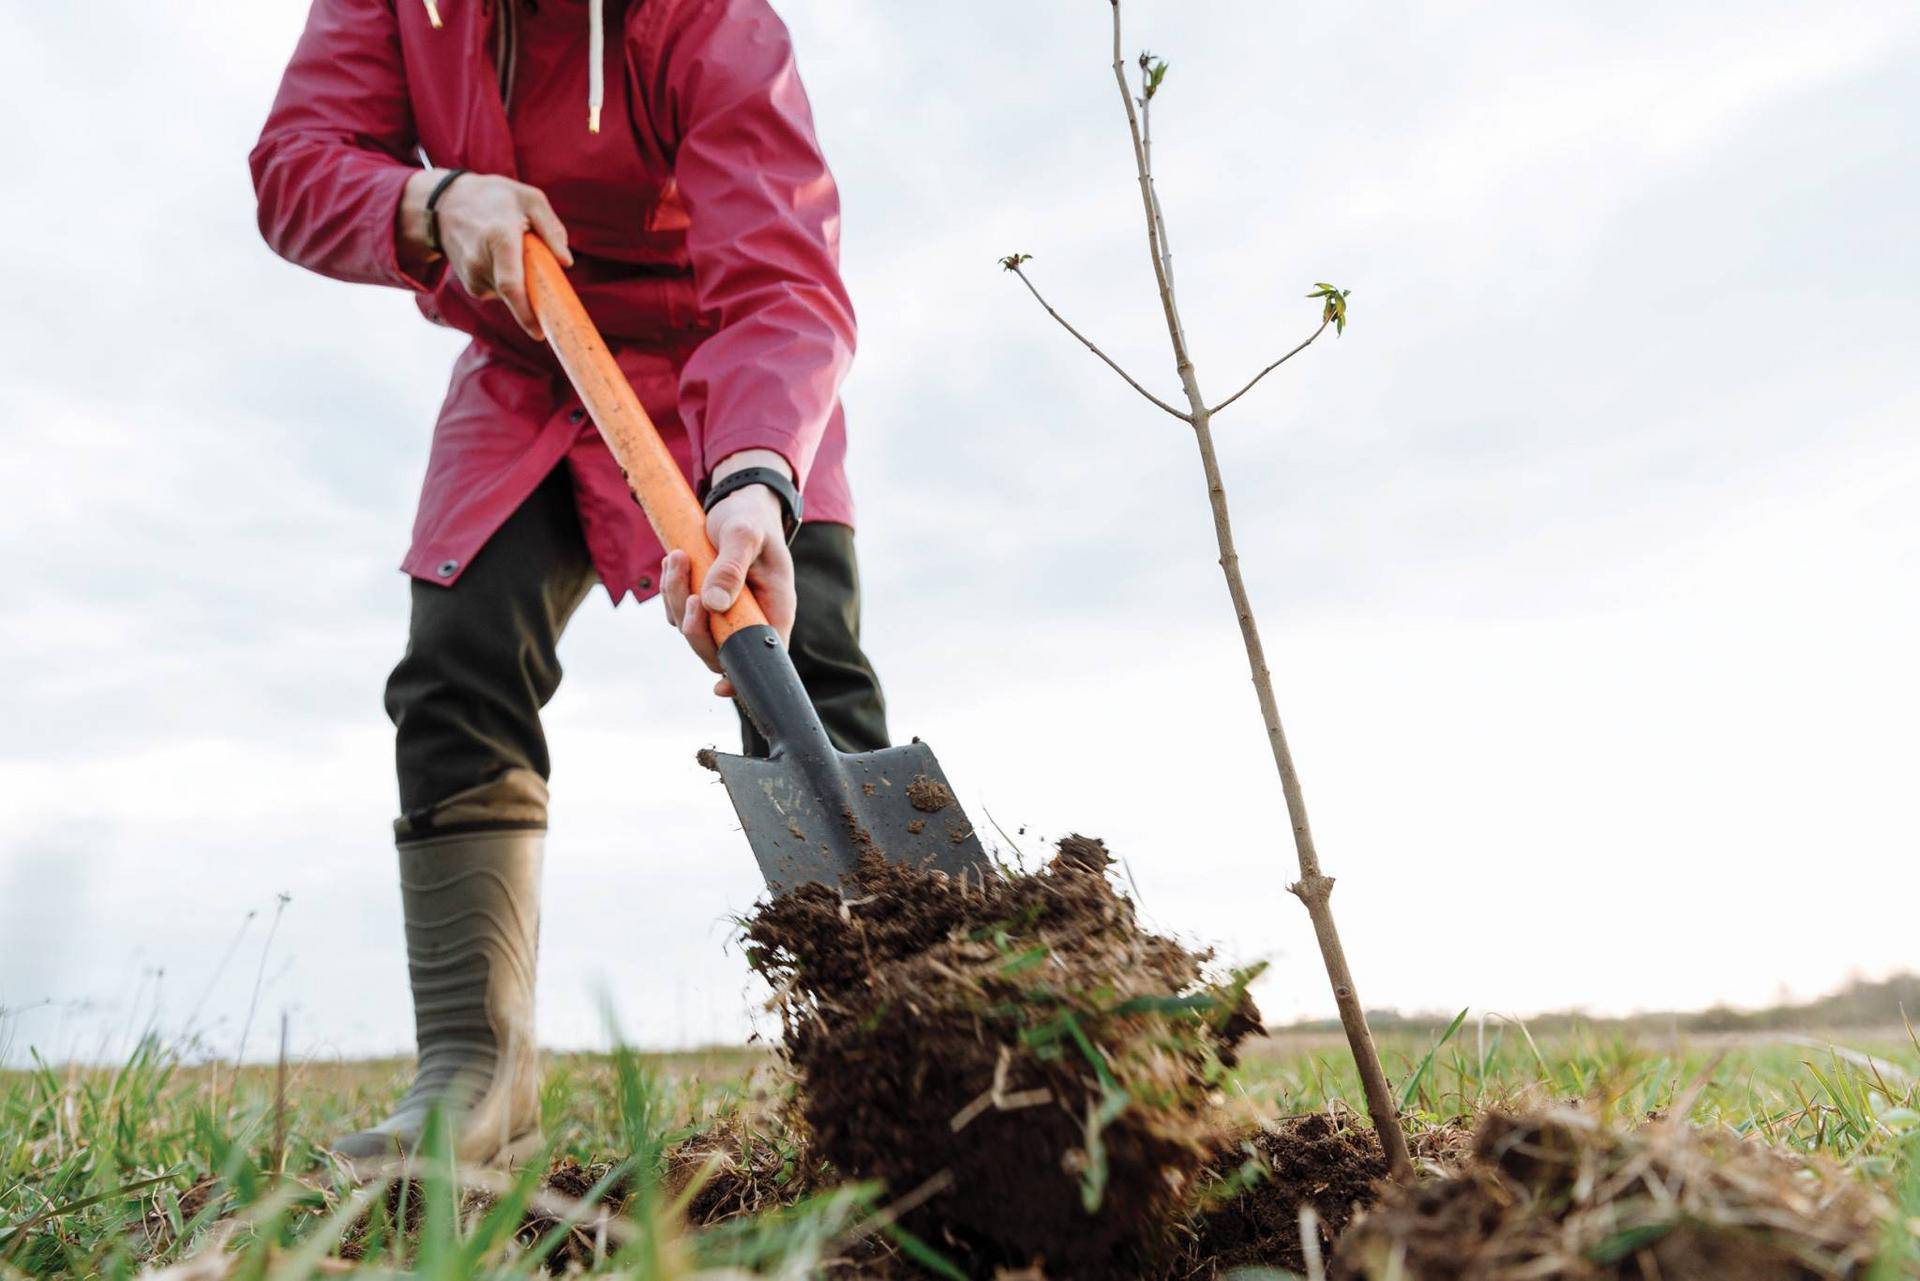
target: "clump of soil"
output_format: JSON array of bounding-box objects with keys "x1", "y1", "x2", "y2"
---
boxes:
[
  {"x1": 905, "y1": 774, "x2": 956, "y2": 813},
  {"x1": 743, "y1": 835, "x2": 1264, "y2": 1272},
  {"x1": 332, "y1": 1156, "x2": 630, "y2": 1273},
  {"x1": 1172, "y1": 1112, "x2": 1385, "y2": 1276},
  {"x1": 666, "y1": 1092, "x2": 823, "y2": 1225},
  {"x1": 1170, "y1": 1110, "x2": 1475, "y2": 1277},
  {"x1": 336, "y1": 1175, "x2": 430, "y2": 1261},
  {"x1": 512, "y1": 1155, "x2": 630, "y2": 1273},
  {"x1": 1332, "y1": 1107, "x2": 1899, "y2": 1280}
]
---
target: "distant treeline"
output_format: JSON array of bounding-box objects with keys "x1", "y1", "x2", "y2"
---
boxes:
[{"x1": 1279, "y1": 973, "x2": 1919, "y2": 1037}]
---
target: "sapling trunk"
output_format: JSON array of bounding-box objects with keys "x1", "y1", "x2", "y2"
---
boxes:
[{"x1": 1004, "y1": 0, "x2": 1412, "y2": 1179}]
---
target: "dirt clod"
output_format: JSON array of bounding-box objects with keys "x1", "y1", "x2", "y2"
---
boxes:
[
  {"x1": 1174, "y1": 1112, "x2": 1388, "y2": 1276},
  {"x1": 666, "y1": 1091, "x2": 822, "y2": 1226},
  {"x1": 513, "y1": 1155, "x2": 628, "y2": 1273},
  {"x1": 743, "y1": 835, "x2": 1263, "y2": 1271},
  {"x1": 905, "y1": 774, "x2": 955, "y2": 813},
  {"x1": 1169, "y1": 1111, "x2": 1473, "y2": 1278}
]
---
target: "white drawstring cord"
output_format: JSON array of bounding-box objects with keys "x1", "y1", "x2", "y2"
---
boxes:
[
  {"x1": 587, "y1": 0, "x2": 604, "y2": 132},
  {"x1": 422, "y1": 0, "x2": 443, "y2": 28}
]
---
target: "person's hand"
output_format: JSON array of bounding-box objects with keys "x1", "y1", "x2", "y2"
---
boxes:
[
  {"x1": 660, "y1": 450, "x2": 797, "y2": 698},
  {"x1": 398, "y1": 169, "x2": 572, "y2": 339}
]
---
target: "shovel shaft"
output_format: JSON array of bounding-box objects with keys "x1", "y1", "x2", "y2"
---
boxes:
[{"x1": 523, "y1": 233, "x2": 767, "y2": 646}]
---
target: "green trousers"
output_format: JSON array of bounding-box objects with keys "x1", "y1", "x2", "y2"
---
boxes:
[{"x1": 385, "y1": 465, "x2": 890, "y2": 825}]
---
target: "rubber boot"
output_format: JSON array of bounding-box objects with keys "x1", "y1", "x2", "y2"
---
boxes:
[{"x1": 331, "y1": 770, "x2": 547, "y2": 1172}]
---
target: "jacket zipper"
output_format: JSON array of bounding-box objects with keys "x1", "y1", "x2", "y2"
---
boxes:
[{"x1": 493, "y1": 0, "x2": 519, "y2": 112}]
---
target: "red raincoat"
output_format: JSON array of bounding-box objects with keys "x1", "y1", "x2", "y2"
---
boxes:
[{"x1": 251, "y1": 0, "x2": 856, "y2": 602}]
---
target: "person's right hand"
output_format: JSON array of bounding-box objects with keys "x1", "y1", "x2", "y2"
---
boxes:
[{"x1": 399, "y1": 170, "x2": 573, "y2": 340}]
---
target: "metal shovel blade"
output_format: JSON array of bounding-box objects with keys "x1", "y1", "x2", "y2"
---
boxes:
[
  {"x1": 710, "y1": 624, "x2": 993, "y2": 894},
  {"x1": 707, "y1": 737, "x2": 990, "y2": 895}
]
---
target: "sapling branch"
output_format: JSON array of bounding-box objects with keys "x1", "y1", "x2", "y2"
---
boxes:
[
  {"x1": 1007, "y1": 0, "x2": 1414, "y2": 1180},
  {"x1": 1001, "y1": 260, "x2": 1190, "y2": 422},
  {"x1": 1210, "y1": 319, "x2": 1331, "y2": 417}
]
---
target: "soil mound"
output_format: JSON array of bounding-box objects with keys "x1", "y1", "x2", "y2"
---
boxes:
[
  {"x1": 1171, "y1": 1111, "x2": 1473, "y2": 1277},
  {"x1": 332, "y1": 1156, "x2": 631, "y2": 1272},
  {"x1": 1333, "y1": 1107, "x2": 1897, "y2": 1280},
  {"x1": 666, "y1": 1093, "x2": 822, "y2": 1226},
  {"x1": 1173, "y1": 1112, "x2": 1386, "y2": 1276},
  {"x1": 514, "y1": 1155, "x2": 630, "y2": 1273},
  {"x1": 743, "y1": 836, "x2": 1264, "y2": 1271}
]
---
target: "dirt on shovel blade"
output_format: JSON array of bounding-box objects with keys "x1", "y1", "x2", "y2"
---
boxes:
[{"x1": 742, "y1": 835, "x2": 1265, "y2": 1271}]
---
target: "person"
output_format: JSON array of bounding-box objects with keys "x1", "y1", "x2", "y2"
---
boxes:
[{"x1": 250, "y1": 0, "x2": 886, "y2": 1167}]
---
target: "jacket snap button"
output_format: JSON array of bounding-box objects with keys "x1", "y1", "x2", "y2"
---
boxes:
[
  {"x1": 436, "y1": 559, "x2": 459, "y2": 577},
  {"x1": 637, "y1": 575, "x2": 653, "y2": 590},
  {"x1": 568, "y1": 408, "x2": 586, "y2": 425}
]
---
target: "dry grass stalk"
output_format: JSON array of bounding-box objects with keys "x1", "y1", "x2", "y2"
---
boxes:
[{"x1": 1335, "y1": 1107, "x2": 1907, "y2": 1279}]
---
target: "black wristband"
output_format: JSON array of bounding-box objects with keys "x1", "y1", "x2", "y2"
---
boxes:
[
  {"x1": 424, "y1": 168, "x2": 469, "y2": 255},
  {"x1": 701, "y1": 466, "x2": 803, "y2": 544}
]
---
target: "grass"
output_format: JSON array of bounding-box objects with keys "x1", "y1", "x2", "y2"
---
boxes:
[{"x1": 1, "y1": 1024, "x2": 1915, "y2": 1278}]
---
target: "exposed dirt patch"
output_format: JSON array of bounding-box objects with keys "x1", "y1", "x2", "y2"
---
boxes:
[
  {"x1": 512, "y1": 1155, "x2": 629, "y2": 1273},
  {"x1": 330, "y1": 1157, "x2": 628, "y2": 1272},
  {"x1": 136, "y1": 1173, "x2": 226, "y2": 1252},
  {"x1": 1332, "y1": 1107, "x2": 1896, "y2": 1280},
  {"x1": 1172, "y1": 1112, "x2": 1388, "y2": 1276},
  {"x1": 666, "y1": 1093, "x2": 822, "y2": 1226},
  {"x1": 743, "y1": 835, "x2": 1264, "y2": 1273},
  {"x1": 336, "y1": 1176, "x2": 428, "y2": 1261},
  {"x1": 1167, "y1": 1111, "x2": 1474, "y2": 1278}
]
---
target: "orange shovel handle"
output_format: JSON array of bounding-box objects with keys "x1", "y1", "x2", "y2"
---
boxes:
[{"x1": 523, "y1": 233, "x2": 768, "y2": 648}]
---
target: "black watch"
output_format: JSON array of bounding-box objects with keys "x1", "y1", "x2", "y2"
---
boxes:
[{"x1": 700, "y1": 465, "x2": 803, "y2": 543}]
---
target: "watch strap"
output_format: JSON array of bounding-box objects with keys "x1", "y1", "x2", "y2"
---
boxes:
[{"x1": 701, "y1": 465, "x2": 803, "y2": 543}]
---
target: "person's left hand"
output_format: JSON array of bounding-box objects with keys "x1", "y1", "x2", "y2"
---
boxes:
[{"x1": 660, "y1": 449, "x2": 796, "y2": 697}]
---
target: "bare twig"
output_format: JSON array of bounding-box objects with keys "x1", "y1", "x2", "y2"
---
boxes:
[
  {"x1": 1210, "y1": 319, "x2": 1331, "y2": 416},
  {"x1": 1007, "y1": 0, "x2": 1413, "y2": 1179},
  {"x1": 1005, "y1": 264, "x2": 1189, "y2": 421}
]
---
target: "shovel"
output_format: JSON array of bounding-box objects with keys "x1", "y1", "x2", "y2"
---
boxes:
[{"x1": 523, "y1": 234, "x2": 992, "y2": 894}]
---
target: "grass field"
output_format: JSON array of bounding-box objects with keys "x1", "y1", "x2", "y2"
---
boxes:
[{"x1": 3, "y1": 1025, "x2": 1916, "y2": 1278}]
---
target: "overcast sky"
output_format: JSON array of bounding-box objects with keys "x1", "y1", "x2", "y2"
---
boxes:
[{"x1": 3, "y1": 1, "x2": 1916, "y2": 1067}]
